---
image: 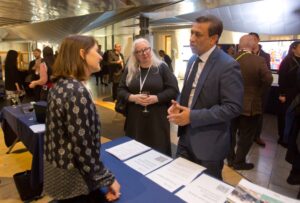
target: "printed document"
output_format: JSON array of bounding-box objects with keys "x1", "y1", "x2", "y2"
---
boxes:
[
  {"x1": 124, "y1": 150, "x2": 172, "y2": 175},
  {"x1": 105, "y1": 140, "x2": 150, "y2": 161},
  {"x1": 146, "y1": 157, "x2": 206, "y2": 192},
  {"x1": 176, "y1": 174, "x2": 234, "y2": 203}
]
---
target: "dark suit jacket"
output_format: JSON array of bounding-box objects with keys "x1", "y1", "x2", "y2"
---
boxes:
[
  {"x1": 108, "y1": 51, "x2": 124, "y2": 83},
  {"x1": 179, "y1": 47, "x2": 243, "y2": 161},
  {"x1": 259, "y1": 49, "x2": 271, "y2": 69},
  {"x1": 235, "y1": 52, "x2": 273, "y2": 116}
]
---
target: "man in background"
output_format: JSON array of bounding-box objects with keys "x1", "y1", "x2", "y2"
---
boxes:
[
  {"x1": 108, "y1": 43, "x2": 124, "y2": 101},
  {"x1": 159, "y1": 50, "x2": 173, "y2": 72},
  {"x1": 227, "y1": 35, "x2": 273, "y2": 170},
  {"x1": 249, "y1": 32, "x2": 272, "y2": 147}
]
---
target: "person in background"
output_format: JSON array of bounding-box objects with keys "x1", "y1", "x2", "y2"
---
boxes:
[
  {"x1": 108, "y1": 43, "x2": 124, "y2": 101},
  {"x1": 25, "y1": 48, "x2": 42, "y2": 97},
  {"x1": 29, "y1": 46, "x2": 54, "y2": 101},
  {"x1": 278, "y1": 41, "x2": 300, "y2": 147},
  {"x1": 4, "y1": 50, "x2": 25, "y2": 104},
  {"x1": 158, "y1": 50, "x2": 173, "y2": 72},
  {"x1": 168, "y1": 15, "x2": 243, "y2": 180},
  {"x1": 94, "y1": 43, "x2": 103, "y2": 86},
  {"x1": 249, "y1": 32, "x2": 271, "y2": 147},
  {"x1": 117, "y1": 38, "x2": 179, "y2": 156},
  {"x1": 44, "y1": 35, "x2": 120, "y2": 202},
  {"x1": 284, "y1": 42, "x2": 300, "y2": 185},
  {"x1": 227, "y1": 35, "x2": 272, "y2": 170}
]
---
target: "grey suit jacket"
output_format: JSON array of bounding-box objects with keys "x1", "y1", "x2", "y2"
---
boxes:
[{"x1": 179, "y1": 47, "x2": 244, "y2": 161}]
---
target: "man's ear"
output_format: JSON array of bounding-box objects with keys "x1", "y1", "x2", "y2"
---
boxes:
[
  {"x1": 79, "y1": 49, "x2": 85, "y2": 60},
  {"x1": 210, "y1": 34, "x2": 219, "y2": 45}
]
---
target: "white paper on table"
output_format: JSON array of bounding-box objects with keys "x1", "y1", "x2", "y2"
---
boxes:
[
  {"x1": 175, "y1": 174, "x2": 234, "y2": 203},
  {"x1": 124, "y1": 150, "x2": 172, "y2": 175},
  {"x1": 146, "y1": 157, "x2": 206, "y2": 192},
  {"x1": 105, "y1": 140, "x2": 151, "y2": 161},
  {"x1": 237, "y1": 179, "x2": 300, "y2": 203},
  {"x1": 29, "y1": 124, "x2": 45, "y2": 133}
]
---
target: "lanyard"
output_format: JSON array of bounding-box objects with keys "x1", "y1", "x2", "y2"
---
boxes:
[{"x1": 139, "y1": 65, "x2": 151, "y2": 93}]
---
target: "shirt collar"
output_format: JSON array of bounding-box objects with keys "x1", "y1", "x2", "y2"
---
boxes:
[{"x1": 198, "y1": 45, "x2": 216, "y2": 63}]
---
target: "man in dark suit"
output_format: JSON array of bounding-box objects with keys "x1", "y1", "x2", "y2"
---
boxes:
[
  {"x1": 249, "y1": 32, "x2": 272, "y2": 147},
  {"x1": 168, "y1": 15, "x2": 243, "y2": 180},
  {"x1": 227, "y1": 35, "x2": 273, "y2": 170}
]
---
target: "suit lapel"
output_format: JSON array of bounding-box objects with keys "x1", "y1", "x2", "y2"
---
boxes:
[{"x1": 190, "y1": 47, "x2": 219, "y2": 108}]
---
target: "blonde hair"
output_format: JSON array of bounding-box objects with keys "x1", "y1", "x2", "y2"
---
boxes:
[{"x1": 126, "y1": 38, "x2": 162, "y2": 85}]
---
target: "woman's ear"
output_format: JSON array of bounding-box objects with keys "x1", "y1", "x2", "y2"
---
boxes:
[{"x1": 79, "y1": 49, "x2": 85, "y2": 60}]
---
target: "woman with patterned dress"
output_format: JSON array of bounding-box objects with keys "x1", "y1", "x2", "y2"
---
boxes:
[
  {"x1": 43, "y1": 35, "x2": 120, "y2": 202},
  {"x1": 117, "y1": 38, "x2": 179, "y2": 156}
]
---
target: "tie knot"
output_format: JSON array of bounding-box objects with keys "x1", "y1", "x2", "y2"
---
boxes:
[{"x1": 195, "y1": 57, "x2": 202, "y2": 64}]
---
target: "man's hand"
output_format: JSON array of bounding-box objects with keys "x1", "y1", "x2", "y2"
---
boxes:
[
  {"x1": 29, "y1": 81, "x2": 36, "y2": 89},
  {"x1": 167, "y1": 100, "x2": 191, "y2": 126},
  {"x1": 106, "y1": 179, "x2": 121, "y2": 202}
]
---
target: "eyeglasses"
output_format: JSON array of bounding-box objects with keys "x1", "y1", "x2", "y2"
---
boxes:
[{"x1": 135, "y1": 47, "x2": 151, "y2": 56}]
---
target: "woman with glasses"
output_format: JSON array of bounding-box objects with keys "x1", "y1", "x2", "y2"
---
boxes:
[{"x1": 117, "y1": 38, "x2": 179, "y2": 156}]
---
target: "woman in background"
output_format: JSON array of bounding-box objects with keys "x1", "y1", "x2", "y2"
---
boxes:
[
  {"x1": 278, "y1": 41, "x2": 300, "y2": 146},
  {"x1": 4, "y1": 50, "x2": 25, "y2": 104},
  {"x1": 44, "y1": 35, "x2": 120, "y2": 202},
  {"x1": 29, "y1": 46, "x2": 54, "y2": 101},
  {"x1": 117, "y1": 38, "x2": 179, "y2": 156}
]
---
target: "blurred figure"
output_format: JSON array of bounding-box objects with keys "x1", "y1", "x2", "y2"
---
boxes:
[
  {"x1": 227, "y1": 35, "x2": 272, "y2": 170},
  {"x1": 284, "y1": 41, "x2": 300, "y2": 184},
  {"x1": 278, "y1": 41, "x2": 300, "y2": 147},
  {"x1": 4, "y1": 50, "x2": 25, "y2": 104},
  {"x1": 249, "y1": 32, "x2": 271, "y2": 147},
  {"x1": 118, "y1": 38, "x2": 178, "y2": 156},
  {"x1": 158, "y1": 50, "x2": 173, "y2": 72},
  {"x1": 94, "y1": 43, "x2": 103, "y2": 86},
  {"x1": 29, "y1": 46, "x2": 54, "y2": 101},
  {"x1": 108, "y1": 44, "x2": 124, "y2": 101},
  {"x1": 25, "y1": 48, "x2": 42, "y2": 97},
  {"x1": 44, "y1": 35, "x2": 120, "y2": 202}
]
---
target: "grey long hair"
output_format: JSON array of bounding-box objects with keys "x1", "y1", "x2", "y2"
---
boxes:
[{"x1": 126, "y1": 38, "x2": 163, "y2": 86}]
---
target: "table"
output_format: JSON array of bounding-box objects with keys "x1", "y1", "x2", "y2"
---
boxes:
[
  {"x1": 1, "y1": 104, "x2": 183, "y2": 202},
  {"x1": 101, "y1": 137, "x2": 184, "y2": 203},
  {"x1": 1, "y1": 103, "x2": 44, "y2": 191}
]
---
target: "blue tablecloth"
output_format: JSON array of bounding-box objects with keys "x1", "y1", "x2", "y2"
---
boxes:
[
  {"x1": 1, "y1": 103, "x2": 44, "y2": 191},
  {"x1": 101, "y1": 137, "x2": 183, "y2": 203}
]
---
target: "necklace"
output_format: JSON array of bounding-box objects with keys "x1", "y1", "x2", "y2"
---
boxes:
[{"x1": 139, "y1": 65, "x2": 151, "y2": 94}]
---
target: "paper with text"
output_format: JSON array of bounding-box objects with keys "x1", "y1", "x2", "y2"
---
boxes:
[
  {"x1": 176, "y1": 174, "x2": 234, "y2": 203},
  {"x1": 124, "y1": 150, "x2": 172, "y2": 175},
  {"x1": 146, "y1": 157, "x2": 206, "y2": 192},
  {"x1": 105, "y1": 140, "x2": 150, "y2": 161}
]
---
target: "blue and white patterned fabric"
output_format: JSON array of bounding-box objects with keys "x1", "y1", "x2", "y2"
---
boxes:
[{"x1": 43, "y1": 78, "x2": 114, "y2": 200}]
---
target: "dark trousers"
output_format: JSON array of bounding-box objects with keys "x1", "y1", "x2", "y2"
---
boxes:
[
  {"x1": 176, "y1": 135, "x2": 224, "y2": 180},
  {"x1": 255, "y1": 88, "x2": 270, "y2": 140},
  {"x1": 228, "y1": 115, "x2": 260, "y2": 164},
  {"x1": 56, "y1": 189, "x2": 105, "y2": 203},
  {"x1": 278, "y1": 102, "x2": 289, "y2": 142},
  {"x1": 112, "y1": 82, "x2": 119, "y2": 101}
]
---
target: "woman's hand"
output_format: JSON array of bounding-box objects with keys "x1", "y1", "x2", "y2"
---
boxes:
[
  {"x1": 29, "y1": 81, "x2": 36, "y2": 89},
  {"x1": 279, "y1": 95, "x2": 286, "y2": 103},
  {"x1": 106, "y1": 179, "x2": 121, "y2": 202},
  {"x1": 128, "y1": 94, "x2": 158, "y2": 106}
]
